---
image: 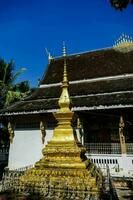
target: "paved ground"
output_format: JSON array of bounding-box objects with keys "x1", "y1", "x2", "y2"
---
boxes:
[
  {"x1": 0, "y1": 194, "x2": 27, "y2": 200},
  {"x1": 115, "y1": 188, "x2": 133, "y2": 199},
  {"x1": 113, "y1": 180, "x2": 133, "y2": 200}
]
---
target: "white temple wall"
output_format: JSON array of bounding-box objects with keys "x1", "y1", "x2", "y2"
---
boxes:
[{"x1": 8, "y1": 128, "x2": 53, "y2": 170}]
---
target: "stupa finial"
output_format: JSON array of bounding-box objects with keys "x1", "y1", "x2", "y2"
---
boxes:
[
  {"x1": 58, "y1": 42, "x2": 70, "y2": 112},
  {"x1": 62, "y1": 42, "x2": 68, "y2": 84},
  {"x1": 63, "y1": 41, "x2": 67, "y2": 56}
]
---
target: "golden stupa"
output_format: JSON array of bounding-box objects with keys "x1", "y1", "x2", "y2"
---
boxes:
[{"x1": 18, "y1": 45, "x2": 104, "y2": 199}]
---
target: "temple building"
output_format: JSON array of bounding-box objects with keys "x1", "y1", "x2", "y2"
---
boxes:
[{"x1": 0, "y1": 35, "x2": 133, "y2": 177}]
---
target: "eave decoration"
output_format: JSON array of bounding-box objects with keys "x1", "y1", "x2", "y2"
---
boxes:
[
  {"x1": 40, "y1": 121, "x2": 46, "y2": 144},
  {"x1": 7, "y1": 121, "x2": 14, "y2": 144}
]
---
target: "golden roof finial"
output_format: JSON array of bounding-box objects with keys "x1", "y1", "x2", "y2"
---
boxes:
[
  {"x1": 113, "y1": 33, "x2": 133, "y2": 47},
  {"x1": 113, "y1": 34, "x2": 133, "y2": 52},
  {"x1": 58, "y1": 42, "x2": 70, "y2": 112}
]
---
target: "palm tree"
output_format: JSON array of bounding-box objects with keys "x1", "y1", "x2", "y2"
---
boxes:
[
  {"x1": 110, "y1": 0, "x2": 133, "y2": 10},
  {"x1": 0, "y1": 58, "x2": 30, "y2": 108}
]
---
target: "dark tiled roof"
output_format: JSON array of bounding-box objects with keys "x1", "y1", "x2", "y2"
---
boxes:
[
  {"x1": 1, "y1": 46, "x2": 133, "y2": 115},
  {"x1": 2, "y1": 91, "x2": 133, "y2": 114},
  {"x1": 3, "y1": 99, "x2": 58, "y2": 113},
  {"x1": 41, "y1": 48, "x2": 133, "y2": 84},
  {"x1": 25, "y1": 77, "x2": 133, "y2": 100}
]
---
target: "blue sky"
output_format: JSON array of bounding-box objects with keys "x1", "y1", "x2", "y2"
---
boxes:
[{"x1": 0, "y1": 0, "x2": 133, "y2": 87}]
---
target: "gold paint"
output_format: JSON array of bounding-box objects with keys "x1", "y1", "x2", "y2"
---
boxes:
[
  {"x1": 7, "y1": 122, "x2": 14, "y2": 144},
  {"x1": 77, "y1": 118, "x2": 82, "y2": 129},
  {"x1": 119, "y1": 115, "x2": 127, "y2": 154},
  {"x1": 18, "y1": 45, "x2": 103, "y2": 198},
  {"x1": 113, "y1": 34, "x2": 133, "y2": 52}
]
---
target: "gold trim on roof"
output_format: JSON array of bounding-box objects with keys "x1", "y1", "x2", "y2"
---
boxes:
[{"x1": 114, "y1": 34, "x2": 133, "y2": 47}]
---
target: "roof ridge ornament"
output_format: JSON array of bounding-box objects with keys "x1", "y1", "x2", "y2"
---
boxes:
[
  {"x1": 113, "y1": 34, "x2": 133, "y2": 52},
  {"x1": 115, "y1": 33, "x2": 133, "y2": 46},
  {"x1": 45, "y1": 48, "x2": 53, "y2": 63}
]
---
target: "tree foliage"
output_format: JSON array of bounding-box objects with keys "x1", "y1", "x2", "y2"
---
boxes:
[
  {"x1": 110, "y1": 0, "x2": 133, "y2": 10},
  {"x1": 0, "y1": 58, "x2": 30, "y2": 108}
]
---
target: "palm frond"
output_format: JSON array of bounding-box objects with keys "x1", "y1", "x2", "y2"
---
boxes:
[{"x1": 12, "y1": 68, "x2": 27, "y2": 83}]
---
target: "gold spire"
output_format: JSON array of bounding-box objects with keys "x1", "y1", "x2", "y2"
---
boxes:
[
  {"x1": 58, "y1": 42, "x2": 70, "y2": 112},
  {"x1": 62, "y1": 41, "x2": 67, "y2": 56}
]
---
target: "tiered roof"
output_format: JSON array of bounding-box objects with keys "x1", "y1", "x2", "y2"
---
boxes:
[{"x1": 1, "y1": 38, "x2": 133, "y2": 116}]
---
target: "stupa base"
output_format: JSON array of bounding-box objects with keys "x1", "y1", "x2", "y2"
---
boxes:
[{"x1": 16, "y1": 161, "x2": 103, "y2": 199}]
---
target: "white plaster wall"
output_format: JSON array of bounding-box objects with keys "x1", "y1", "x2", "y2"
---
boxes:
[
  {"x1": 8, "y1": 128, "x2": 53, "y2": 170},
  {"x1": 119, "y1": 154, "x2": 132, "y2": 170}
]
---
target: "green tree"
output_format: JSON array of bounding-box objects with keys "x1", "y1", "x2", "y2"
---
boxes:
[
  {"x1": 0, "y1": 58, "x2": 30, "y2": 108},
  {"x1": 110, "y1": 0, "x2": 133, "y2": 10}
]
